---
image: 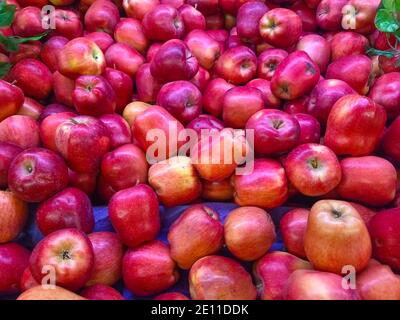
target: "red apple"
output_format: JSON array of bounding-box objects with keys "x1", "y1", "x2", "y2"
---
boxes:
[
  {"x1": 8, "y1": 41, "x2": 41, "y2": 64},
  {"x1": 0, "y1": 142, "x2": 22, "y2": 188},
  {"x1": 133, "y1": 106, "x2": 185, "y2": 161},
  {"x1": 29, "y1": 228, "x2": 95, "y2": 291},
  {"x1": 9, "y1": 59, "x2": 52, "y2": 100},
  {"x1": 0, "y1": 243, "x2": 30, "y2": 294},
  {"x1": 326, "y1": 55, "x2": 373, "y2": 95},
  {"x1": 186, "y1": 114, "x2": 224, "y2": 138},
  {"x1": 369, "y1": 72, "x2": 400, "y2": 120},
  {"x1": 86, "y1": 232, "x2": 125, "y2": 286},
  {"x1": 190, "y1": 66, "x2": 210, "y2": 93},
  {"x1": 168, "y1": 204, "x2": 223, "y2": 269},
  {"x1": 123, "y1": 0, "x2": 159, "y2": 20},
  {"x1": 136, "y1": 63, "x2": 162, "y2": 104},
  {"x1": 222, "y1": 86, "x2": 264, "y2": 129},
  {"x1": 0, "y1": 190, "x2": 28, "y2": 243},
  {"x1": 246, "y1": 78, "x2": 282, "y2": 109},
  {"x1": 296, "y1": 34, "x2": 331, "y2": 73},
  {"x1": 101, "y1": 144, "x2": 148, "y2": 191},
  {"x1": 38, "y1": 103, "x2": 73, "y2": 122},
  {"x1": 236, "y1": 1, "x2": 269, "y2": 43},
  {"x1": 189, "y1": 255, "x2": 257, "y2": 300},
  {"x1": 0, "y1": 79, "x2": 24, "y2": 122},
  {"x1": 40, "y1": 111, "x2": 75, "y2": 152},
  {"x1": 148, "y1": 156, "x2": 202, "y2": 207},
  {"x1": 283, "y1": 96, "x2": 309, "y2": 114},
  {"x1": 357, "y1": 261, "x2": 400, "y2": 300},
  {"x1": 53, "y1": 71, "x2": 75, "y2": 107},
  {"x1": 154, "y1": 292, "x2": 189, "y2": 300},
  {"x1": 122, "y1": 240, "x2": 179, "y2": 296},
  {"x1": 271, "y1": 51, "x2": 320, "y2": 100},
  {"x1": 156, "y1": 80, "x2": 202, "y2": 124},
  {"x1": 0, "y1": 115, "x2": 40, "y2": 149},
  {"x1": 150, "y1": 39, "x2": 199, "y2": 82},
  {"x1": 99, "y1": 114, "x2": 131, "y2": 149},
  {"x1": 285, "y1": 143, "x2": 341, "y2": 196},
  {"x1": 257, "y1": 49, "x2": 289, "y2": 80},
  {"x1": 109, "y1": 184, "x2": 160, "y2": 247},
  {"x1": 216, "y1": 46, "x2": 257, "y2": 85},
  {"x1": 232, "y1": 158, "x2": 288, "y2": 209},
  {"x1": 8, "y1": 148, "x2": 69, "y2": 203},
  {"x1": 36, "y1": 187, "x2": 94, "y2": 236},
  {"x1": 202, "y1": 78, "x2": 234, "y2": 117},
  {"x1": 105, "y1": 43, "x2": 145, "y2": 78},
  {"x1": 246, "y1": 109, "x2": 300, "y2": 155},
  {"x1": 383, "y1": 115, "x2": 400, "y2": 163},
  {"x1": 114, "y1": 18, "x2": 148, "y2": 55},
  {"x1": 103, "y1": 68, "x2": 133, "y2": 113},
  {"x1": 184, "y1": 29, "x2": 221, "y2": 70},
  {"x1": 53, "y1": 9, "x2": 83, "y2": 40},
  {"x1": 330, "y1": 32, "x2": 368, "y2": 61},
  {"x1": 72, "y1": 75, "x2": 116, "y2": 116},
  {"x1": 368, "y1": 208, "x2": 400, "y2": 272},
  {"x1": 68, "y1": 169, "x2": 97, "y2": 196},
  {"x1": 290, "y1": 0, "x2": 318, "y2": 31},
  {"x1": 225, "y1": 206, "x2": 276, "y2": 261},
  {"x1": 293, "y1": 113, "x2": 321, "y2": 145},
  {"x1": 342, "y1": 0, "x2": 380, "y2": 34},
  {"x1": 280, "y1": 208, "x2": 309, "y2": 259},
  {"x1": 12, "y1": 6, "x2": 44, "y2": 37},
  {"x1": 304, "y1": 199, "x2": 372, "y2": 274},
  {"x1": 20, "y1": 267, "x2": 39, "y2": 292},
  {"x1": 55, "y1": 115, "x2": 111, "y2": 173},
  {"x1": 178, "y1": 4, "x2": 206, "y2": 33},
  {"x1": 307, "y1": 79, "x2": 355, "y2": 124},
  {"x1": 259, "y1": 8, "x2": 302, "y2": 48},
  {"x1": 142, "y1": 4, "x2": 184, "y2": 41},
  {"x1": 254, "y1": 251, "x2": 312, "y2": 300},
  {"x1": 146, "y1": 42, "x2": 162, "y2": 61},
  {"x1": 84, "y1": 0, "x2": 120, "y2": 34},
  {"x1": 316, "y1": 0, "x2": 347, "y2": 31},
  {"x1": 201, "y1": 178, "x2": 234, "y2": 202},
  {"x1": 285, "y1": 270, "x2": 359, "y2": 300},
  {"x1": 324, "y1": 94, "x2": 386, "y2": 156},
  {"x1": 348, "y1": 202, "x2": 376, "y2": 225},
  {"x1": 81, "y1": 284, "x2": 124, "y2": 300},
  {"x1": 84, "y1": 31, "x2": 114, "y2": 52},
  {"x1": 17, "y1": 97, "x2": 43, "y2": 120},
  {"x1": 186, "y1": 0, "x2": 219, "y2": 15},
  {"x1": 58, "y1": 37, "x2": 105, "y2": 79}
]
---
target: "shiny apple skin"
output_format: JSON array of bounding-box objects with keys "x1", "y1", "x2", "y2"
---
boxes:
[
  {"x1": 148, "y1": 156, "x2": 202, "y2": 207},
  {"x1": 215, "y1": 46, "x2": 257, "y2": 85},
  {"x1": 0, "y1": 79, "x2": 24, "y2": 122},
  {"x1": 325, "y1": 55, "x2": 372, "y2": 95},
  {"x1": 271, "y1": 51, "x2": 320, "y2": 100},
  {"x1": 167, "y1": 204, "x2": 223, "y2": 269},
  {"x1": 280, "y1": 208, "x2": 309, "y2": 259},
  {"x1": 98, "y1": 114, "x2": 131, "y2": 149},
  {"x1": 324, "y1": 94, "x2": 386, "y2": 156},
  {"x1": 307, "y1": 79, "x2": 355, "y2": 124},
  {"x1": 0, "y1": 142, "x2": 22, "y2": 188},
  {"x1": 304, "y1": 200, "x2": 372, "y2": 274},
  {"x1": 36, "y1": 187, "x2": 94, "y2": 236},
  {"x1": 103, "y1": 68, "x2": 133, "y2": 114},
  {"x1": 296, "y1": 34, "x2": 331, "y2": 73},
  {"x1": 150, "y1": 39, "x2": 199, "y2": 82},
  {"x1": 257, "y1": 48, "x2": 288, "y2": 80},
  {"x1": 246, "y1": 109, "x2": 300, "y2": 156},
  {"x1": 285, "y1": 143, "x2": 341, "y2": 197},
  {"x1": 254, "y1": 251, "x2": 312, "y2": 300},
  {"x1": 29, "y1": 228, "x2": 95, "y2": 291},
  {"x1": 86, "y1": 232, "x2": 125, "y2": 286},
  {"x1": 285, "y1": 270, "x2": 359, "y2": 300},
  {"x1": 293, "y1": 113, "x2": 321, "y2": 145},
  {"x1": 0, "y1": 243, "x2": 30, "y2": 295},
  {"x1": 232, "y1": 158, "x2": 288, "y2": 209},
  {"x1": 222, "y1": 86, "x2": 264, "y2": 129},
  {"x1": 189, "y1": 255, "x2": 257, "y2": 300},
  {"x1": 368, "y1": 208, "x2": 400, "y2": 272},
  {"x1": 8, "y1": 148, "x2": 69, "y2": 203},
  {"x1": 0, "y1": 115, "x2": 40, "y2": 149},
  {"x1": 225, "y1": 206, "x2": 276, "y2": 261},
  {"x1": 136, "y1": 63, "x2": 162, "y2": 104},
  {"x1": 202, "y1": 78, "x2": 235, "y2": 117},
  {"x1": 122, "y1": 240, "x2": 179, "y2": 296}
]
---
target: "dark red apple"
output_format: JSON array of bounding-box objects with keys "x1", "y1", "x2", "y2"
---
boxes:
[
  {"x1": 53, "y1": 9, "x2": 83, "y2": 40},
  {"x1": 0, "y1": 142, "x2": 22, "y2": 188},
  {"x1": 53, "y1": 71, "x2": 75, "y2": 107},
  {"x1": 136, "y1": 63, "x2": 162, "y2": 104},
  {"x1": 40, "y1": 36, "x2": 69, "y2": 73},
  {"x1": 236, "y1": 1, "x2": 269, "y2": 43},
  {"x1": 202, "y1": 78, "x2": 234, "y2": 117},
  {"x1": 247, "y1": 78, "x2": 282, "y2": 109},
  {"x1": 103, "y1": 68, "x2": 133, "y2": 113},
  {"x1": 316, "y1": 0, "x2": 347, "y2": 31},
  {"x1": 81, "y1": 284, "x2": 124, "y2": 300},
  {"x1": 84, "y1": 0, "x2": 120, "y2": 34},
  {"x1": 257, "y1": 48, "x2": 288, "y2": 80},
  {"x1": 99, "y1": 114, "x2": 131, "y2": 149},
  {"x1": 178, "y1": 4, "x2": 206, "y2": 33},
  {"x1": 293, "y1": 113, "x2": 321, "y2": 145},
  {"x1": 0, "y1": 79, "x2": 24, "y2": 122}
]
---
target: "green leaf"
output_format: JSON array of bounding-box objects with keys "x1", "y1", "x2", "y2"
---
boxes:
[
  {"x1": 382, "y1": 0, "x2": 395, "y2": 9},
  {"x1": 0, "y1": 61, "x2": 12, "y2": 78},
  {"x1": 375, "y1": 9, "x2": 400, "y2": 32},
  {"x1": 395, "y1": 0, "x2": 400, "y2": 10},
  {"x1": 14, "y1": 32, "x2": 49, "y2": 44},
  {"x1": 367, "y1": 47, "x2": 397, "y2": 58},
  {"x1": 0, "y1": 32, "x2": 48, "y2": 52},
  {"x1": 0, "y1": 2, "x2": 16, "y2": 27}
]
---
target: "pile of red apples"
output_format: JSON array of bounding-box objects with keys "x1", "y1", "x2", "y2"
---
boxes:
[{"x1": 1, "y1": 0, "x2": 400, "y2": 300}]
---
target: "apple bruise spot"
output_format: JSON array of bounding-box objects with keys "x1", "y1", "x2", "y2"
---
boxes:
[{"x1": 305, "y1": 62, "x2": 316, "y2": 75}]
